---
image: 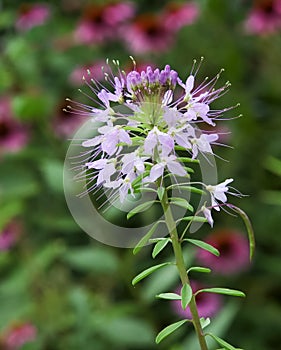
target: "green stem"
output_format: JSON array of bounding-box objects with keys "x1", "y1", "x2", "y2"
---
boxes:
[{"x1": 160, "y1": 188, "x2": 208, "y2": 350}]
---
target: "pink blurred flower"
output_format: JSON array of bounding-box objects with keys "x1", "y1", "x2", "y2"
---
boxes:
[
  {"x1": 69, "y1": 60, "x2": 105, "y2": 86},
  {"x1": 172, "y1": 281, "x2": 222, "y2": 319},
  {"x1": 16, "y1": 3, "x2": 50, "y2": 32},
  {"x1": 0, "y1": 221, "x2": 21, "y2": 251},
  {"x1": 1, "y1": 323, "x2": 37, "y2": 350},
  {"x1": 162, "y1": 1, "x2": 200, "y2": 32},
  {"x1": 196, "y1": 229, "x2": 250, "y2": 275},
  {"x1": 244, "y1": 0, "x2": 281, "y2": 34},
  {"x1": 74, "y1": 2, "x2": 135, "y2": 45},
  {"x1": 53, "y1": 102, "x2": 84, "y2": 138},
  {"x1": 0, "y1": 98, "x2": 29, "y2": 154},
  {"x1": 103, "y1": 1, "x2": 136, "y2": 26},
  {"x1": 121, "y1": 13, "x2": 174, "y2": 54}
]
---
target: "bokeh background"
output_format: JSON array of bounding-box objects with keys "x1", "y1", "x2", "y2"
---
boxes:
[{"x1": 0, "y1": 0, "x2": 281, "y2": 349}]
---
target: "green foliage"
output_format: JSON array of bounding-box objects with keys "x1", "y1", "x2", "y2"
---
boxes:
[
  {"x1": 132, "y1": 262, "x2": 172, "y2": 286},
  {"x1": 155, "y1": 320, "x2": 188, "y2": 344},
  {"x1": 183, "y1": 238, "x2": 220, "y2": 256}
]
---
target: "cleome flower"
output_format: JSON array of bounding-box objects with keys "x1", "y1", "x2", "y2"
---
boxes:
[{"x1": 67, "y1": 59, "x2": 235, "y2": 204}]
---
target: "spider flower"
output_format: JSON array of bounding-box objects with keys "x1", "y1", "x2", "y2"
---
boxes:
[
  {"x1": 196, "y1": 229, "x2": 250, "y2": 275},
  {"x1": 67, "y1": 60, "x2": 236, "y2": 205}
]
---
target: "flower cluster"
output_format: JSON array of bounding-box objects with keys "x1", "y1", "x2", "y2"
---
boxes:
[
  {"x1": 73, "y1": 1, "x2": 199, "y2": 53},
  {"x1": 68, "y1": 60, "x2": 241, "y2": 224}
]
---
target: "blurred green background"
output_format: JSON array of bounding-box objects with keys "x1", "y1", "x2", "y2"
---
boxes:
[{"x1": 0, "y1": 0, "x2": 281, "y2": 349}]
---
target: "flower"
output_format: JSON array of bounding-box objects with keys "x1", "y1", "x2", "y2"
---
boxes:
[
  {"x1": 67, "y1": 60, "x2": 233, "y2": 204},
  {"x1": 0, "y1": 221, "x2": 21, "y2": 251},
  {"x1": 205, "y1": 178, "x2": 234, "y2": 211},
  {"x1": 74, "y1": 2, "x2": 135, "y2": 45},
  {"x1": 162, "y1": 1, "x2": 200, "y2": 32},
  {"x1": 16, "y1": 3, "x2": 50, "y2": 32},
  {"x1": 201, "y1": 204, "x2": 214, "y2": 227},
  {"x1": 0, "y1": 97, "x2": 29, "y2": 154},
  {"x1": 172, "y1": 281, "x2": 222, "y2": 319},
  {"x1": 1, "y1": 322, "x2": 37, "y2": 349},
  {"x1": 244, "y1": 0, "x2": 281, "y2": 35},
  {"x1": 121, "y1": 13, "x2": 174, "y2": 54},
  {"x1": 196, "y1": 229, "x2": 250, "y2": 275}
]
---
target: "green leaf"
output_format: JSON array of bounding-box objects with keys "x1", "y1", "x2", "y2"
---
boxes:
[
  {"x1": 176, "y1": 156, "x2": 199, "y2": 163},
  {"x1": 206, "y1": 333, "x2": 238, "y2": 350},
  {"x1": 152, "y1": 238, "x2": 170, "y2": 258},
  {"x1": 181, "y1": 284, "x2": 192, "y2": 310},
  {"x1": 157, "y1": 187, "x2": 165, "y2": 200},
  {"x1": 156, "y1": 293, "x2": 181, "y2": 300},
  {"x1": 196, "y1": 288, "x2": 245, "y2": 298},
  {"x1": 155, "y1": 320, "x2": 188, "y2": 344},
  {"x1": 177, "y1": 186, "x2": 205, "y2": 195},
  {"x1": 187, "y1": 266, "x2": 211, "y2": 274},
  {"x1": 228, "y1": 205, "x2": 255, "y2": 260},
  {"x1": 200, "y1": 317, "x2": 211, "y2": 329},
  {"x1": 170, "y1": 198, "x2": 193, "y2": 212},
  {"x1": 184, "y1": 239, "x2": 220, "y2": 256},
  {"x1": 132, "y1": 262, "x2": 172, "y2": 286},
  {"x1": 133, "y1": 221, "x2": 161, "y2": 255},
  {"x1": 178, "y1": 216, "x2": 207, "y2": 223},
  {"x1": 127, "y1": 200, "x2": 156, "y2": 220}
]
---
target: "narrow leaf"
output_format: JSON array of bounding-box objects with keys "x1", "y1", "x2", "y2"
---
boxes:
[
  {"x1": 200, "y1": 317, "x2": 211, "y2": 329},
  {"x1": 155, "y1": 320, "x2": 187, "y2": 344},
  {"x1": 229, "y1": 205, "x2": 255, "y2": 260},
  {"x1": 178, "y1": 216, "x2": 207, "y2": 223},
  {"x1": 157, "y1": 187, "x2": 165, "y2": 200},
  {"x1": 156, "y1": 293, "x2": 181, "y2": 300},
  {"x1": 170, "y1": 197, "x2": 194, "y2": 212},
  {"x1": 133, "y1": 221, "x2": 160, "y2": 255},
  {"x1": 181, "y1": 284, "x2": 192, "y2": 310},
  {"x1": 127, "y1": 200, "x2": 155, "y2": 220},
  {"x1": 152, "y1": 238, "x2": 170, "y2": 258},
  {"x1": 184, "y1": 239, "x2": 220, "y2": 256},
  {"x1": 176, "y1": 156, "x2": 199, "y2": 163},
  {"x1": 207, "y1": 333, "x2": 237, "y2": 350},
  {"x1": 196, "y1": 288, "x2": 245, "y2": 298},
  {"x1": 187, "y1": 266, "x2": 211, "y2": 274},
  {"x1": 132, "y1": 262, "x2": 172, "y2": 286},
  {"x1": 177, "y1": 186, "x2": 205, "y2": 195}
]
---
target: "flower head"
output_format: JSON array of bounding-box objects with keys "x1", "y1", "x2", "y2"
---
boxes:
[
  {"x1": 244, "y1": 0, "x2": 281, "y2": 35},
  {"x1": 16, "y1": 3, "x2": 50, "y2": 32},
  {"x1": 67, "y1": 59, "x2": 234, "y2": 204},
  {"x1": 162, "y1": 2, "x2": 200, "y2": 32},
  {"x1": 196, "y1": 229, "x2": 250, "y2": 275},
  {"x1": 0, "y1": 220, "x2": 21, "y2": 251},
  {"x1": 172, "y1": 281, "x2": 222, "y2": 319},
  {"x1": 121, "y1": 13, "x2": 174, "y2": 54},
  {"x1": 1, "y1": 322, "x2": 37, "y2": 349}
]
